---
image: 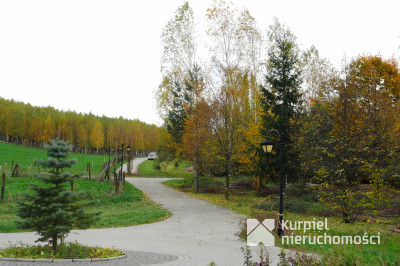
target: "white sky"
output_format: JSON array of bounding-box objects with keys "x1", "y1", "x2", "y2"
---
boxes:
[{"x1": 0, "y1": 0, "x2": 399, "y2": 125}]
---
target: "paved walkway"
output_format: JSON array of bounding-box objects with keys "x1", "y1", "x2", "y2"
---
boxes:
[
  {"x1": 0, "y1": 159, "x2": 284, "y2": 265},
  {"x1": 124, "y1": 157, "x2": 147, "y2": 175}
]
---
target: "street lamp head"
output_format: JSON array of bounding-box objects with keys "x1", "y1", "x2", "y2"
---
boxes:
[
  {"x1": 127, "y1": 145, "x2": 131, "y2": 152},
  {"x1": 260, "y1": 138, "x2": 274, "y2": 153}
]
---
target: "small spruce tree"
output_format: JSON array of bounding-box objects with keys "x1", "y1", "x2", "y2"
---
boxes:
[{"x1": 16, "y1": 139, "x2": 99, "y2": 252}]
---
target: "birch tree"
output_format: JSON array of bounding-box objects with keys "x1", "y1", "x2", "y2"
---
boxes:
[
  {"x1": 205, "y1": 0, "x2": 262, "y2": 198},
  {"x1": 157, "y1": 1, "x2": 197, "y2": 121},
  {"x1": 157, "y1": 2, "x2": 210, "y2": 191},
  {"x1": 300, "y1": 45, "x2": 336, "y2": 103},
  {"x1": 90, "y1": 120, "x2": 104, "y2": 154}
]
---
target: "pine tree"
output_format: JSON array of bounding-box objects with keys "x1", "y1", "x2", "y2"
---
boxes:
[
  {"x1": 259, "y1": 19, "x2": 303, "y2": 184},
  {"x1": 16, "y1": 139, "x2": 99, "y2": 252}
]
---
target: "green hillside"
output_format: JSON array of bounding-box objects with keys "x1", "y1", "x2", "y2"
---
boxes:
[
  {"x1": 0, "y1": 176, "x2": 170, "y2": 232},
  {"x1": 0, "y1": 142, "x2": 113, "y2": 175}
]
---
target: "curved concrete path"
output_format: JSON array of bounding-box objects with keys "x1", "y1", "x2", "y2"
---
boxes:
[
  {"x1": 124, "y1": 157, "x2": 147, "y2": 175},
  {"x1": 0, "y1": 159, "x2": 283, "y2": 265}
]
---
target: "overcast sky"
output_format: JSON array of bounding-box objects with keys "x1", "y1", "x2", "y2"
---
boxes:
[{"x1": 0, "y1": 0, "x2": 399, "y2": 125}]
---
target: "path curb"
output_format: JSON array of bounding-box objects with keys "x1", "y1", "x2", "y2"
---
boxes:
[{"x1": 0, "y1": 254, "x2": 127, "y2": 263}]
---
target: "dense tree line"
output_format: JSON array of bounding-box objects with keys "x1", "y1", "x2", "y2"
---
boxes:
[
  {"x1": 0, "y1": 97, "x2": 163, "y2": 154},
  {"x1": 157, "y1": 0, "x2": 400, "y2": 219},
  {"x1": 296, "y1": 56, "x2": 400, "y2": 222},
  {"x1": 157, "y1": 1, "x2": 306, "y2": 197}
]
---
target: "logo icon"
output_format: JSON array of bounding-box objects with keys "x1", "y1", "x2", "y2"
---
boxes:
[{"x1": 247, "y1": 219, "x2": 275, "y2": 246}]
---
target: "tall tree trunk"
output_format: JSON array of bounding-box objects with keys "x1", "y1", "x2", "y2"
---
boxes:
[
  {"x1": 194, "y1": 166, "x2": 199, "y2": 192},
  {"x1": 225, "y1": 155, "x2": 231, "y2": 200},
  {"x1": 52, "y1": 235, "x2": 58, "y2": 253},
  {"x1": 193, "y1": 120, "x2": 200, "y2": 192}
]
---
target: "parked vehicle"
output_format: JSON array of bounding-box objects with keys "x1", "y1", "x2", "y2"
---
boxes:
[{"x1": 148, "y1": 152, "x2": 157, "y2": 160}]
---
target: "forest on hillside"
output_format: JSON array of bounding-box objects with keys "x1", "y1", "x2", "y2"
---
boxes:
[{"x1": 0, "y1": 97, "x2": 163, "y2": 154}]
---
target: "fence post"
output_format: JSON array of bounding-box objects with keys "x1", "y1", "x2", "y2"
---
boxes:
[
  {"x1": 115, "y1": 171, "x2": 119, "y2": 194},
  {"x1": 122, "y1": 172, "x2": 125, "y2": 192},
  {"x1": 1, "y1": 173, "x2": 5, "y2": 203},
  {"x1": 108, "y1": 171, "x2": 116, "y2": 194}
]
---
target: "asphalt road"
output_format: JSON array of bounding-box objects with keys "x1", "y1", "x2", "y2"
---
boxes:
[{"x1": 0, "y1": 158, "x2": 284, "y2": 265}]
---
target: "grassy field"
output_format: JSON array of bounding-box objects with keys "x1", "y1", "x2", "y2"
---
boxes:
[
  {"x1": 0, "y1": 142, "x2": 114, "y2": 175},
  {"x1": 164, "y1": 176, "x2": 400, "y2": 265},
  {"x1": 0, "y1": 176, "x2": 170, "y2": 233},
  {"x1": 139, "y1": 159, "x2": 194, "y2": 178}
]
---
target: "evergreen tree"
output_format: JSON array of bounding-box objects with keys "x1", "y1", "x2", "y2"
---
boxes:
[
  {"x1": 16, "y1": 139, "x2": 99, "y2": 252},
  {"x1": 165, "y1": 67, "x2": 199, "y2": 153},
  {"x1": 259, "y1": 19, "x2": 303, "y2": 184},
  {"x1": 165, "y1": 80, "x2": 188, "y2": 146}
]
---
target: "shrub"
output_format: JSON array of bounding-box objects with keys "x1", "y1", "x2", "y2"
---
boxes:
[
  {"x1": 254, "y1": 196, "x2": 329, "y2": 215},
  {"x1": 279, "y1": 249, "x2": 322, "y2": 266},
  {"x1": 241, "y1": 245, "x2": 269, "y2": 266},
  {"x1": 0, "y1": 241, "x2": 123, "y2": 259},
  {"x1": 152, "y1": 159, "x2": 161, "y2": 170}
]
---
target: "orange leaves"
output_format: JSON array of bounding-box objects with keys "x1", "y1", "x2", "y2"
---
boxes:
[
  {"x1": 322, "y1": 55, "x2": 400, "y2": 148},
  {"x1": 305, "y1": 55, "x2": 400, "y2": 187}
]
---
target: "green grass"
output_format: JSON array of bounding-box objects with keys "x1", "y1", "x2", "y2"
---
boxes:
[
  {"x1": 0, "y1": 176, "x2": 170, "y2": 233},
  {"x1": 139, "y1": 159, "x2": 194, "y2": 178},
  {"x1": 164, "y1": 176, "x2": 400, "y2": 265},
  {"x1": 0, "y1": 142, "x2": 113, "y2": 175}
]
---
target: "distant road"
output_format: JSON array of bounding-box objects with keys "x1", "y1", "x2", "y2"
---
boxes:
[{"x1": 122, "y1": 157, "x2": 147, "y2": 175}]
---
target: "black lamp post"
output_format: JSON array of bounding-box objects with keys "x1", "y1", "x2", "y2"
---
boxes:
[
  {"x1": 127, "y1": 145, "x2": 131, "y2": 173},
  {"x1": 119, "y1": 144, "x2": 125, "y2": 184},
  {"x1": 260, "y1": 129, "x2": 285, "y2": 237},
  {"x1": 107, "y1": 146, "x2": 112, "y2": 179}
]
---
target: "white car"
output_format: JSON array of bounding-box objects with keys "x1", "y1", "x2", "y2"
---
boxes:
[{"x1": 148, "y1": 152, "x2": 157, "y2": 160}]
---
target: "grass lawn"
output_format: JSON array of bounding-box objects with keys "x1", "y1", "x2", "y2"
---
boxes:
[
  {"x1": 0, "y1": 176, "x2": 170, "y2": 233},
  {"x1": 165, "y1": 176, "x2": 400, "y2": 265},
  {"x1": 139, "y1": 159, "x2": 194, "y2": 178},
  {"x1": 0, "y1": 142, "x2": 113, "y2": 175}
]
